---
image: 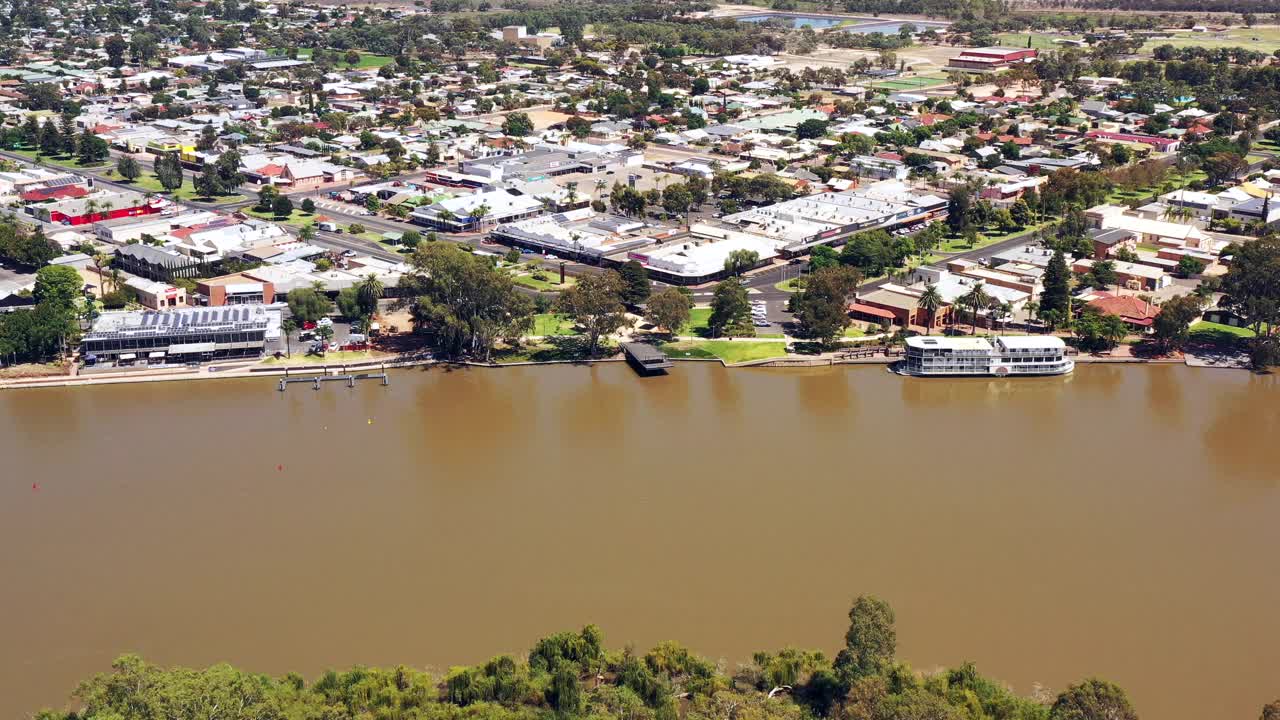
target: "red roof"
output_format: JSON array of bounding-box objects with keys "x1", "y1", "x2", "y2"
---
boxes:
[
  {"x1": 1088, "y1": 295, "x2": 1160, "y2": 325},
  {"x1": 849, "y1": 302, "x2": 896, "y2": 320},
  {"x1": 20, "y1": 186, "x2": 88, "y2": 202}
]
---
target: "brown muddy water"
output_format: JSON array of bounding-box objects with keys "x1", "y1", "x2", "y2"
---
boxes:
[{"x1": 1, "y1": 363, "x2": 1277, "y2": 718}]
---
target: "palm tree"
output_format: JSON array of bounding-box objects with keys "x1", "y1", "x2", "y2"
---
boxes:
[
  {"x1": 92, "y1": 253, "x2": 111, "y2": 292},
  {"x1": 281, "y1": 317, "x2": 297, "y2": 357},
  {"x1": 356, "y1": 273, "x2": 384, "y2": 329},
  {"x1": 917, "y1": 283, "x2": 943, "y2": 334},
  {"x1": 960, "y1": 282, "x2": 991, "y2": 335}
]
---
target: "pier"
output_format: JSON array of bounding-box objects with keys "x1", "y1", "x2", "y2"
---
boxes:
[
  {"x1": 278, "y1": 368, "x2": 390, "y2": 391},
  {"x1": 621, "y1": 343, "x2": 673, "y2": 375}
]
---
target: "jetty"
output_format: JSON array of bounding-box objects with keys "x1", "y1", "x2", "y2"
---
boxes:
[
  {"x1": 621, "y1": 343, "x2": 673, "y2": 375},
  {"x1": 278, "y1": 369, "x2": 389, "y2": 391}
]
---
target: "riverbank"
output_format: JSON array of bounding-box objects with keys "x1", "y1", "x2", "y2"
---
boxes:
[{"x1": 0, "y1": 347, "x2": 1207, "y2": 390}]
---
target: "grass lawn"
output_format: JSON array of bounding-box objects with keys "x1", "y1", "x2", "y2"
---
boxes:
[
  {"x1": 1141, "y1": 27, "x2": 1280, "y2": 55},
  {"x1": 873, "y1": 76, "x2": 949, "y2": 91},
  {"x1": 246, "y1": 207, "x2": 318, "y2": 229},
  {"x1": 660, "y1": 339, "x2": 789, "y2": 363},
  {"x1": 531, "y1": 313, "x2": 579, "y2": 336},
  {"x1": 775, "y1": 278, "x2": 804, "y2": 293},
  {"x1": 1190, "y1": 320, "x2": 1256, "y2": 339},
  {"x1": 1109, "y1": 170, "x2": 1211, "y2": 206},
  {"x1": 269, "y1": 47, "x2": 392, "y2": 68},
  {"x1": 997, "y1": 32, "x2": 1077, "y2": 49},
  {"x1": 1247, "y1": 154, "x2": 1269, "y2": 164},
  {"x1": 511, "y1": 267, "x2": 576, "y2": 292},
  {"x1": 103, "y1": 170, "x2": 246, "y2": 204},
  {"x1": 842, "y1": 326, "x2": 867, "y2": 338},
  {"x1": 938, "y1": 221, "x2": 1050, "y2": 253},
  {"x1": 343, "y1": 52, "x2": 395, "y2": 69},
  {"x1": 684, "y1": 307, "x2": 712, "y2": 334},
  {"x1": 8, "y1": 147, "x2": 107, "y2": 169}
]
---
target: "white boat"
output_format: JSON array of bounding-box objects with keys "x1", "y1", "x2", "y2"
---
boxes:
[{"x1": 899, "y1": 335, "x2": 1074, "y2": 377}]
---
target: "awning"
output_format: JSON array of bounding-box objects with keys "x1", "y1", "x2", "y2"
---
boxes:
[
  {"x1": 168, "y1": 342, "x2": 217, "y2": 354},
  {"x1": 118, "y1": 353, "x2": 137, "y2": 360},
  {"x1": 849, "y1": 302, "x2": 896, "y2": 320},
  {"x1": 148, "y1": 351, "x2": 166, "y2": 358}
]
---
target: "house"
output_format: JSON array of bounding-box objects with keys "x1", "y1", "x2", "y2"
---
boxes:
[
  {"x1": 1089, "y1": 228, "x2": 1138, "y2": 259},
  {"x1": 1073, "y1": 257, "x2": 1169, "y2": 292},
  {"x1": 1085, "y1": 130, "x2": 1180, "y2": 153},
  {"x1": 194, "y1": 272, "x2": 276, "y2": 306},
  {"x1": 125, "y1": 276, "x2": 188, "y2": 310},
  {"x1": 1084, "y1": 292, "x2": 1161, "y2": 329}
]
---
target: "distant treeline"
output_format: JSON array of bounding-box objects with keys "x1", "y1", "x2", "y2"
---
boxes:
[
  {"x1": 1061, "y1": 0, "x2": 1280, "y2": 13},
  {"x1": 31, "y1": 598, "x2": 1150, "y2": 720},
  {"x1": 838, "y1": 0, "x2": 1010, "y2": 18}
]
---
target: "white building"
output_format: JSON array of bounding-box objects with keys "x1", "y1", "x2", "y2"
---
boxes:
[{"x1": 410, "y1": 188, "x2": 545, "y2": 232}]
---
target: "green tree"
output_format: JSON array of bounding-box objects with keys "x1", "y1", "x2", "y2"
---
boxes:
[
  {"x1": 286, "y1": 287, "x2": 332, "y2": 324},
  {"x1": 1050, "y1": 679, "x2": 1137, "y2": 720},
  {"x1": 791, "y1": 266, "x2": 861, "y2": 346},
  {"x1": 33, "y1": 265, "x2": 82, "y2": 311},
  {"x1": 398, "y1": 243, "x2": 533, "y2": 360},
  {"x1": 502, "y1": 112, "x2": 534, "y2": 137},
  {"x1": 104, "y1": 35, "x2": 128, "y2": 67},
  {"x1": 618, "y1": 260, "x2": 651, "y2": 305},
  {"x1": 547, "y1": 666, "x2": 582, "y2": 715},
  {"x1": 723, "y1": 249, "x2": 760, "y2": 277},
  {"x1": 708, "y1": 278, "x2": 753, "y2": 338},
  {"x1": 1220, "y1": 235, "x2": 1280, "y2": 338},
  {"x1": 555, "y1": 270, "x2": 629, "y2": 356},
  {"x1": 1152, "y1": 294, "x2": 1202, "y2": 352},
  {"x1": 1040, "y1": 249, "x2": 1071, "y2": 326},
  {"x1": 214, "y1": 149, "x2": 243, "y2": 191},
  {"x1": 645, "y1": 287, "x2": 692, "y2": 335},
  {"x1": 917, "y1": 282, "x2": 944, "y2": 334},
  {"x1": 960, "y1": 282, "x2": 992, "y2": 334},
  {"x1": 272, "y1": 195, "x2": 293, "y2": 218},
  {"x1": 116, "y1": 156, "x2": 141, "y2": 181},
  {"x1": 834, "y1": 595, "x2": 896, "y2": 682},
  {"x1": 154, "y1": 152, "x2": 184, "y2": 192},
  {"x1": 301, "y1": 198, "x2": 316, "y2": 213},
  {"x1": 1174, "y1": 255, "x2": 1206, "y2": 278},
  {"x1": 77, "y1": 131, "x2": 108, "y2": 165},
  {"x1": 281, "y1": 317, "x2": 297, "y2": 357},
  {"x1": 795, "y1": 118, "x2": 828, "y2": 140},
  {"x1": 809, "y1": 245, "x2": 838, "y2": 270},
  {"x1": 356, "y1": 273, "x2": 384, "y2": 319},
  {"x1": 194, "y1": 164, "x2": 224, "y2": 198}
]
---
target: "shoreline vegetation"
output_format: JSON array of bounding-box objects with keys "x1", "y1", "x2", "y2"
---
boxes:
[{"x1": 29, "y1": 597, "x2": 1153, "y2": 720}]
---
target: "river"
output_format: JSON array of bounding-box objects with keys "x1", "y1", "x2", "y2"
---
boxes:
[{"x1": 1, "y1": 363, "x2": 1277, "y2": 719}]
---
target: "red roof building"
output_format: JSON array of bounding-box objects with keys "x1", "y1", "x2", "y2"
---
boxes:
[{"x1": 1087, "y1": 293, "x2": 1161, "y2": 328}]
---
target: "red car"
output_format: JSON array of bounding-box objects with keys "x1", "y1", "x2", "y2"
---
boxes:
[{"x1": 302, "y1": 320, "x2": 317, "y2": 330}]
